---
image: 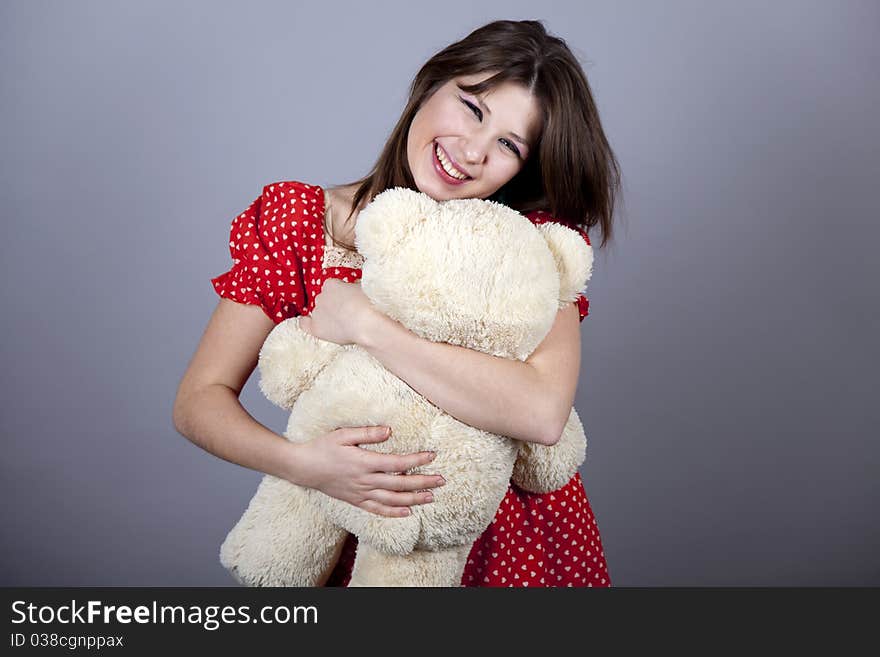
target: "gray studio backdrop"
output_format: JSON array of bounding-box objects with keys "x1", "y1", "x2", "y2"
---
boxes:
[{"x1": 1, "y1": 0, "x2": 877, "y2": 586}]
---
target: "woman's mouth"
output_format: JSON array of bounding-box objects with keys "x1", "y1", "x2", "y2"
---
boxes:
[{"x1": 433, "y1": 141, "x2": 472, "y2": 185}]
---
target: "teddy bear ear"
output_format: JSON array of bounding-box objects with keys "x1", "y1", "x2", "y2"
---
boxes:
[
  {"x1": 535, "y1": 222, "x2": 594, "y2": 305},
  {"x1": 354, "y1": 187, "x2": 438, "y2": 260}
]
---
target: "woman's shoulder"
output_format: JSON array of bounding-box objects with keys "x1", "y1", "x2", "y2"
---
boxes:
[
  {"x1": 262, "y1": 178, "x2": 323, "y2": 197},
  {"x1": 218, "y1": 178, "x2": 329, "y2": 273},
  {"x1": 210, "y1": 179, "x2": 329, "y2": 323},
  {"x1": 258, "y1": 179, "x2": 327, "y2": 222},
  {"x1": 248, "y1": 179, "x2": 328, "y2": 249}
]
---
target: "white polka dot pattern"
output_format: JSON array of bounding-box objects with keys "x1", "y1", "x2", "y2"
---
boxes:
[{"x1": 462, "y1": 473, "x2": 610, "y2": 587}]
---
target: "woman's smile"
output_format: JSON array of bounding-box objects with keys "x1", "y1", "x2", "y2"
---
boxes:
[{"x1": 433, "y1": 141, "x2": 472, "y2": 185}]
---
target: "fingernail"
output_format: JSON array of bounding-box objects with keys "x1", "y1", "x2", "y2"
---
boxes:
[
  {"x1": 424, "y1": 493, "x2": 434, "y2": 503},
  {"x1": 437, "y1": 477, "x2": 446, "y2": 486},
  {"x1": 427, "y1": 452, "x2": 436, "y2": 461}
]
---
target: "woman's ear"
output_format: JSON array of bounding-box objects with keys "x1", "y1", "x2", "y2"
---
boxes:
[{"x1": 535, "y1": 222, "x2": 594, "y2": 305}]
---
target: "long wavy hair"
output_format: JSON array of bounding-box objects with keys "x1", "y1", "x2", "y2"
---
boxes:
[{"x1": 325, "y1": 19, "x2": 621, "y2": 250}]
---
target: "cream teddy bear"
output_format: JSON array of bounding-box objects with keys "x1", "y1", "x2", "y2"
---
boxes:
[{"x1": 220, "y1": 188, "x2": 594, "y2": 587}]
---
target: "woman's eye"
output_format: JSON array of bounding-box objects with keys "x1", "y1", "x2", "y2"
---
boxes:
[
  {"x1": 461, "y1": 97, "x2": 483, "y2": 121},
  {"x1": 460, "y1": 95, "x2": 521, "y2": 158},
  {"x1": 500, "y1": 138, "x2": 521, "y2": 157}
]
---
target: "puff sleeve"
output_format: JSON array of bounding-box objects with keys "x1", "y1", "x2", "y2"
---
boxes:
[
  {"x1": 525, "y1": 211, "x2": 592, "y2": 322},
  {"x1": 210, "y1": 183, "x2": 310, "y2": 324}
]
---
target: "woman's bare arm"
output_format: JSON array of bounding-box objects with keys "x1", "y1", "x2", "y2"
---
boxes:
[
  {"x1": 172, "y1": 299, "x2": 306, "y2": 481},
  {"x1": 356, "y1": 301, "x2": 582, "y2": 446},
  {"x1": 172, "y1": 299, "x2": 444, "y2": 517}
]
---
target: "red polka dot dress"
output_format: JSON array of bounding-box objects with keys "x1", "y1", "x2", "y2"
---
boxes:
[{"x1": 211, "y1": 180, "x2": 611, "y2": 587}]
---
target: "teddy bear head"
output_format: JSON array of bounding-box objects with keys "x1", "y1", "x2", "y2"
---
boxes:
[{"x1": 354, "y1": 188, "x2": 593, "y2": 361}]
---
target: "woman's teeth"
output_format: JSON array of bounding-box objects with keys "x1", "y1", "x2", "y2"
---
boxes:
[{"x1": 435, "y1": 143, "x2": 469, "y2": 180}]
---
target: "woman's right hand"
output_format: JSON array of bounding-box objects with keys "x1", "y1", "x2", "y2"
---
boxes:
[{"x1": 285, "y1": 426, "x2": 445, "y2": 518}]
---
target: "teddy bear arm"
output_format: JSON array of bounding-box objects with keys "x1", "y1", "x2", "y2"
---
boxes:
[{"x1": 258, "y1": 317, "x2": 343, "y2": 410}]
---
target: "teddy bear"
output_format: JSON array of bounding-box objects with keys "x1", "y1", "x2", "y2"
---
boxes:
[{"x1": 219, "y1": 187, "x2": 594, "y2": 587}]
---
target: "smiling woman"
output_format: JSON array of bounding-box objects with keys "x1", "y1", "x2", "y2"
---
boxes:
[
  {"x1": 406, "y1": 73, "x2": 542, "y2": 198},
  {"x1": 174, "y1": 19, "x2": 620, "y2": 588}
]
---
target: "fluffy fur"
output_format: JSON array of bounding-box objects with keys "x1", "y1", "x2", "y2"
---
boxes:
[{"x1": 220, "y1": 188, "x2": 594, "y2": 587}]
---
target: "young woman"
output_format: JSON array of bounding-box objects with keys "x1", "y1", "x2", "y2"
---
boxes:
[{"x1": 174, "y1": 19, "x2": 620, "y2": 587}]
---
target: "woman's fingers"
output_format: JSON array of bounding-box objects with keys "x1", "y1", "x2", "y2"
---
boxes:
[
  {"x1": 303, "y1": 427, "x2": 446, "y2": 517},
  {"x1": 369, "y1": 473, "x2": 445, "y2": 493},
  {"x1": 358, "y1": 484, "x2": 440, "y2": 517},
  {"x1": 367, "y1": 488, "x2": 436, "y2": 509},
  {"x1": 372, "y1": 451, "x2": 437, "y2": 474},
  {"x1": 360, "y1": 500, "x2": 412, "y2": 518},
  {"x1": 334, "y1": 425, "x2": 392, "y2": 446},
  {"x1": 333, "y1": 427, "x2": 438, "y2": 471}
]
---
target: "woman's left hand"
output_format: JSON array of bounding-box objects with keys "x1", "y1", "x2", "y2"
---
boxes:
[{"x1": 298, "y1": 278, "x2": 376, "y2": 346}]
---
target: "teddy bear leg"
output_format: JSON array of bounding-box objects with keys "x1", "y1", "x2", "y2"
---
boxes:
[
  {"x1": 512, "y1": 408, "x2": 587, "y2": 493},
  {"x1": 348, "y1": 543, "x2": 472, "y2": 587},
  {"x1": 220, "y1": 475, "x2": 348, "y2": 587}
]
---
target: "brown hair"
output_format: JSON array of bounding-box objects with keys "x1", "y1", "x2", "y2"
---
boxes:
[{"x1": 326, "y1": 19, "x2": 620, "y2": 250}]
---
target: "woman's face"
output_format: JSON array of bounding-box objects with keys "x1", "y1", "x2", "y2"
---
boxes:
[{"x1": 406, "y1": 72, "x2": 542, "y2": 201}]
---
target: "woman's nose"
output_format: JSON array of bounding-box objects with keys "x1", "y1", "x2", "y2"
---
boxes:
[
  {"x1": 463, "y1": 149, "x2": 483, "y2": 165},
  {"x1": 462, "y1": 134, "x2": 491, "y2": 165}
]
